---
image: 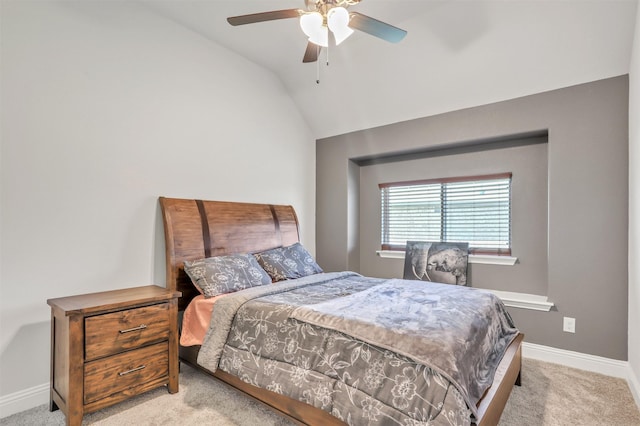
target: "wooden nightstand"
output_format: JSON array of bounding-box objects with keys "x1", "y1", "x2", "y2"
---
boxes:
[{"x1": 47, "y1": 285, "x2": 181, "y2": 426}]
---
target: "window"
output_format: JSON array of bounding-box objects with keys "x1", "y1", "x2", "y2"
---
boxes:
[{"x1": 380, "y1": 173, "x2": 512, "y2": 255}]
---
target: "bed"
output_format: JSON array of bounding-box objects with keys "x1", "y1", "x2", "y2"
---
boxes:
[{"x1": 159, "y1": 196, "x2": 524, "y2": 425}]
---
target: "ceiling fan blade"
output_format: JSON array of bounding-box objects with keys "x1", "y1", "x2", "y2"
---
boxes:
[
  {"x1": 227, "y1": 9, "x2": 300, "y2": 26},
  {"x1": 303, "y1": 41, "x2": 321, "y2": 63},
  {"x1": 349, "y1": 12, "x2": 407, "y2": 43}
]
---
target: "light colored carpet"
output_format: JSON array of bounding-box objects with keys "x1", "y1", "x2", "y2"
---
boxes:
[
  {"x1": 2, "y1": 358, "x2": 639, "y2": 425},
  {"x1": 499, "y1": 358, "x2": 640, "y2": 426}
]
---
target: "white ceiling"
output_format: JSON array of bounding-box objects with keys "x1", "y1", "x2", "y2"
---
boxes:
[{"x1": 141, "y1": 0, "x2": 638, "y2": 139}]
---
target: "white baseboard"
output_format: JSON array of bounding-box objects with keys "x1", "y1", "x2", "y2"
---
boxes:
[
  {"x1": 523, "y1": 342, "x2": 640, "y2": 408},
  {"x1": 523, "y1": 342, "x2": 629, "y2": 378},
  {"x1": 2, "y1": 344, "x2": 639, "y2": 418},
  {"x1": 628, "y1": 365, "x2": 640, "y2": 408},
  {"x1": 0, "y1": 383, "x2": 49, "y2": 419}
]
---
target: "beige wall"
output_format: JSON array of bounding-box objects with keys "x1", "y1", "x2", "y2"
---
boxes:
[
  {"x1": 317, "y1": 76, "x2": 629, "y2": 360},
  {"x1": 0, "y1": 0, "x2": 315, "y2": 406}
]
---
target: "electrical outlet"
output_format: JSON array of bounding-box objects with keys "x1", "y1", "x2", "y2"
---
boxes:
[{"x1": 563, "y1": 317, "x2": 576, "y2": 333}]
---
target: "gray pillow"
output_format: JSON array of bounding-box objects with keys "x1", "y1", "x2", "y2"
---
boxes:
[
  {"x1": 254, "y1": 243, "x2": 323, "y2": 282},
  {"x1": 183, "y1": 254, "x2": 271, "y2": 298}
]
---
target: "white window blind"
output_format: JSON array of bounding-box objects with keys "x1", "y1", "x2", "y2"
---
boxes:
[{"x1": 380, "y1": 173, "x2": 512, "y2": 255}]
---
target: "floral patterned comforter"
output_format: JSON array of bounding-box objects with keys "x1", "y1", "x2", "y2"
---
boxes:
[{"x1": 197, "y1": 272, "x2": 519, "y2": 425}]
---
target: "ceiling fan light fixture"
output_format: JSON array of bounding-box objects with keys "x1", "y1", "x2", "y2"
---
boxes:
[
  {"x1": 300, "y1": 12, "x2": 328, "y2": 47},
  {"x1": 327, "y1": 7, "x2": 354, "y2": 45},
  {"x1": 310, "y1": 27, "x2": 329, "y2": 47},
  {"x1": 226, "y1": 3, "x2": 407, "y2": 65}
]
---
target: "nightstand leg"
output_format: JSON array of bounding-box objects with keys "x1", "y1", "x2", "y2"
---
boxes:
[
  {"x1": 66, "y1": 411, "x2": 83, "y2": 426},
  {"x1": 49, "y1": 310, "x2": 59, "y2": 412},
  {"x1": 168, "y1": 299, "x2": 179, "y2": 394},
  {"x1": 67, "y1": 316, "x2": 85, "y2": 425},
  {"x1": 168, "y1": 356, "x2": 179, "y2": 393}
]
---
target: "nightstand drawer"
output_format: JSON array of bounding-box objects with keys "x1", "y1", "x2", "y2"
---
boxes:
[
  {"x1": 85, "y1": 303, "x2": 170, "y2": 360},
  {"x1": 83, "y1": 341, "x2": 169, "y2": 404}
]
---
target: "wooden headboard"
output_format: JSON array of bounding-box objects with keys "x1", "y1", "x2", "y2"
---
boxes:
[{"x1": 159, "y1": 197, "x2": 300, "y2": 310}]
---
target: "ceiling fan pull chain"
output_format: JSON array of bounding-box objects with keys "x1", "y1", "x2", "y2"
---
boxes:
[
  {"x1": 326, "y1": 42, "x2": 330, "y2": 66},
  {"x1": 316, "y1": 44, "x2": 321, "y2": 84}
]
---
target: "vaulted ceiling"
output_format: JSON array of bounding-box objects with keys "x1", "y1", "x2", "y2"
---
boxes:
[{"x1": 141, "y1": 0, "x2": 638, "y2": 139}]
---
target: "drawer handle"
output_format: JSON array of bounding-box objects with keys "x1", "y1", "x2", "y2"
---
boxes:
[
  {"x1": 119, "y1": 324, "x2": 147, "y2": 334},
  {"x1": 118, "y1": 365, "x2": 146, "y2": 376}
]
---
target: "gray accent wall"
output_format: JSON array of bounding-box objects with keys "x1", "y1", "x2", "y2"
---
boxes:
[{"x1": 316, "y1": 76, "x2": 629, "y2": 360}]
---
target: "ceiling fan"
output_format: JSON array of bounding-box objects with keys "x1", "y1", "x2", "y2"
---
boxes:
[{"x1": 227, "y1": 0, "x2": 407, "y2": 63}]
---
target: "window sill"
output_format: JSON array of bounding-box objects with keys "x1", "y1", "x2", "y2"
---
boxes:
[
  {"x1": 376, "y1": 250, "x2": 518, "y2": 266},
  {"x1": 484, "y1": 290, "x2": 554, "y2": 311}
]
